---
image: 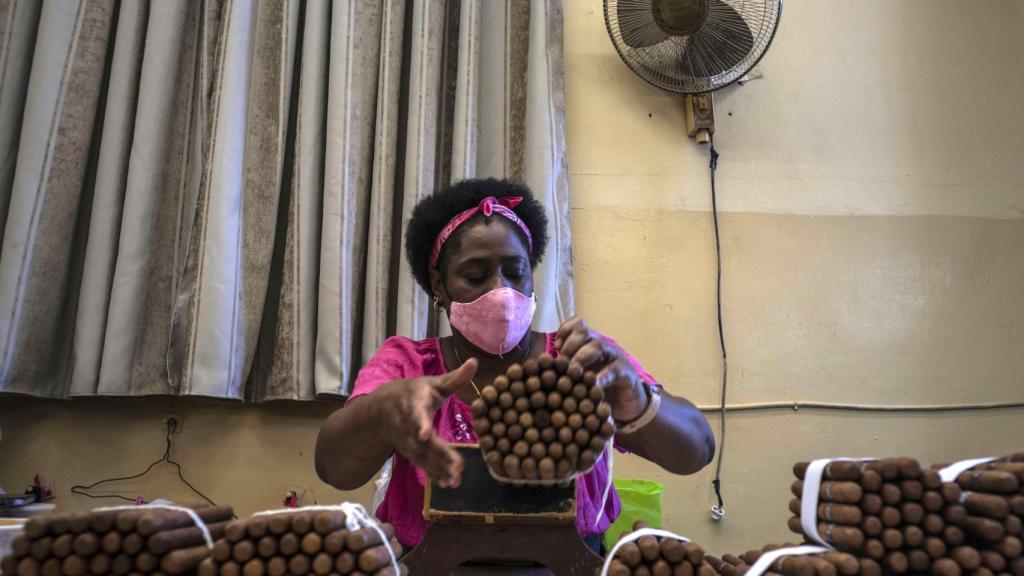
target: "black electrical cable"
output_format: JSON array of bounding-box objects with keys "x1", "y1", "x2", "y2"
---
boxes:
[
  {"x1": 709, "y1": 134, "x2": 727, "y2": 518},
  {"x1": 70, "y1": 418, "x2": 218, "y2": 507}
]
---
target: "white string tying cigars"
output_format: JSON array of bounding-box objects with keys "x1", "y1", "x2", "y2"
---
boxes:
[
  {"x1": 744, "y1": 545, "x2": 831, "y2": 576},
  {"x1": 595, "y1": 441, "x2": 614, "y2": 528},
  {"x1": 799, "y1": 457, "x2": 875, "y2": 549},
  {"x1": 253, "y1": 503, "x2": 400, "y2": 573},
  {"x1": 938, "y1": 457, "x2": 996, "y2": 483},
  {"x1": 600, "y1": 528, "x2": 690, "y2": 576},
  {"x1": 93, "y1": 503, "x2": 215, "y2": 549}
]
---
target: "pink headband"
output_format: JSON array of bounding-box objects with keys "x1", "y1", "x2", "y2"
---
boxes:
[{"x1": 429, "y1": 196, "x2": 534, "y2": 269}]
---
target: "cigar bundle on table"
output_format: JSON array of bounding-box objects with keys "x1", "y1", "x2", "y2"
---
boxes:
[
  {"x1": 0, "y1": 503, "x2": 233, "y2": 576},
  {"x1": 705, "y1": 544, "x2": 885, "y2": 576},
  {"x1": 929, "y1": 453, "x2": 1024, "y2": 576},
  {"x1": 789, "y1": 457, "x2": 951, "y2": 575},
  {"x1": 472, "y1": 353, "x2": 616, "y2": 483},
  {"x1": 602, "y1": 521, "x2": 715, "y2": 576},
  {"x1": 196, "y1": 509, "x2": 406, "y2": 576}
]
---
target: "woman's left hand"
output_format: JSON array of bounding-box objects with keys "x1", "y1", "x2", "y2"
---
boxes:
[{"x1": 554, "y1": 316, "x2": 649, "y2": 423}]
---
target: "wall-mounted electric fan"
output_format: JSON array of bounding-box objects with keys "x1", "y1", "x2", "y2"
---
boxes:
[{"x1": 604, "y1": 0, "x2": 782, "y2": 141}]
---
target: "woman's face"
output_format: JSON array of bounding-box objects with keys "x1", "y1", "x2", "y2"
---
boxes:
[{"x1": 431, "y1": 217, "x2": 533, "y2": 307}]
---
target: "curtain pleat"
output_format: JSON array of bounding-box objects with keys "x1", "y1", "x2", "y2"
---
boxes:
[
  {"x1": 0, "y1": 0, "x2": 115, "y2": 396},
  {"x1": 257, "y1": 0, "x2": 330, "y2": 401},
  {"x1": 359, "y1": 0, "x2": 407, "y2": 379},
  {"x1": 0, "y1": 0, "x2": 42, "y2": 235},
  {"x1": 394, "y1": 0, "x2": 446, "y2": 343},
  {"x1": 314, "y1": 1, "x2": 385, "y2": 396},
  {"x1": 524, "y1": 0, "x2": 575, "y2": 331},
  {"x1": 0, "y1": 0, "x2": 574, "y2": 401},
  {"x1": 68, "y1": 0, "x2": 149, "y2": 396}
]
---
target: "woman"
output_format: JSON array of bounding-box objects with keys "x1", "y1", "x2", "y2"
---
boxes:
[{"x1": 315, "y1": 178, "x2": 715, "y2": 551}]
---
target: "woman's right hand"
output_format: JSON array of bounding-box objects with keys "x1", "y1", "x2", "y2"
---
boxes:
[{"x1": 374, "y1": 359, "x2": 478, "y2": 488}]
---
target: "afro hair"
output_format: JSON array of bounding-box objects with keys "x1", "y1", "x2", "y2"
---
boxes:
[{"x1": 405, "y1": 178, "x2": 549, "y2": 294}]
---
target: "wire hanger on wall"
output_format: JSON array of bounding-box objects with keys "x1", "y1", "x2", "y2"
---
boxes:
[{"x1": 70, "y1": 417, "x2": 218, "y2": 506}]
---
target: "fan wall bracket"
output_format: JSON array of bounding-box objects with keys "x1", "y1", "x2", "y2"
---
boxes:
[{"x1": 685, "y1": 93, "x2": 715, "y2": 144}]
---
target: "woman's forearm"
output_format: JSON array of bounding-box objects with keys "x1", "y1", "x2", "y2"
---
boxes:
[
  {"x1": 315, "y1": 396, "x2": 395, "y2": 490},
  {"x1": 614, "y1": 391, "x2": 716, "y2": 475}
]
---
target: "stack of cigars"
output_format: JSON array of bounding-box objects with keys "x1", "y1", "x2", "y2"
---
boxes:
[
  {"x1": 1, "y1": 504, "x2": 232, "y2": 576},
  {"x1": 604, "y1": 521, "x2": 715, "y2": 576},
  {"x1": 195, "y1": 509, "x2": 405, "y2": 576},
  {"x1": 471, "y1": 353, "x2": 616, "y2": 483}
]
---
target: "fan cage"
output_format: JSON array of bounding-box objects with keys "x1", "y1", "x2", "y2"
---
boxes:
[{"x1": 604, "y1": 0, "x2": 782, "y2": 94}]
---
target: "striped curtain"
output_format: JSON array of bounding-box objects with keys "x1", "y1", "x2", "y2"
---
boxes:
[{"x1": 0, "y1": 0, "x2": 574, "y2": 401}]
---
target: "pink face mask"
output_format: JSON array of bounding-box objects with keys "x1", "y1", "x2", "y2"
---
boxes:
[{"x1": 449, "y1": 287, "x2": 537, "y2": 357}]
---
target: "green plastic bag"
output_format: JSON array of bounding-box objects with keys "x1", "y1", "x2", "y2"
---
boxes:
[{"x1": 604, "y1": 478, "x2": 664, "y2": 550}]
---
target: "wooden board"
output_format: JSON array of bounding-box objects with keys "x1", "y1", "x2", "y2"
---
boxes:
[{"x1": 424, "y1": 445, "x2": 576, "y2": 524}]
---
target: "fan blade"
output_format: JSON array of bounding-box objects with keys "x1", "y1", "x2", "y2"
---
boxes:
[
  {"x1": 679, "y1": 0, "x2": 754, "y2": 78},
  {"x1": 616, "y1": 0, "x2": 669, "y2": 48}
]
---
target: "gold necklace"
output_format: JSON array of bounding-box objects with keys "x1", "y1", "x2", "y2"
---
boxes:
[{"x1": 451, "y1": 334, "x2": 533, "y2": 397}]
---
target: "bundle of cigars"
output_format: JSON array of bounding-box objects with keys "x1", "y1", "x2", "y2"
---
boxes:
[
  {"x1": 471, "y1": 352, "x2": 616, "y2": 484},
  {"x1": 788, "y1": 454, "x2": 1024, "y2": 576},
  {"x1": 603, "y1": 521, "x2": 716, "y2": 576},
  {"x1": 705, "y1": 545, "x2": 882, "y2": 576},
  {"x1": 0, "y1": 503, "x2": 233, "y2": 576},
  {"x1": 927, "y1": 454, "x2": 1024, "y2": 576},
  {"x1": 195, "y1": 509, "x2": 405, "y2": 576}
]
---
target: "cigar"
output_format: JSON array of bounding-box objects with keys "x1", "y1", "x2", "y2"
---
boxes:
[
  {"x1": 879, "y1": 484, "x2": 901, "y2": 506},
  {"x1": 221, "y1": 560, "x2": 242, "y2": 576},
  {"x1": 197, "y1": 557, "x2": 217, "y2": 576},
  {"x1": 786, "y1": 517, "x2": 864, "y2": 550},
  {"x1": 805, "y1": 556, "x2": 837, "y2": 576},
  {"x1": 257, "y1": 535, "x2": 278, "y2": 559},
  {"x1": 926, "y1": 534, "x2": 950, "y2": 559},
  {"x1": 60, "y1": 555, "x2": 86, "y2": 576},
  {"x1": 860, "y1": 494, "x2": 882, "y2": 515},
  {"x1": 122, "y1": 532, "x2": 145, "y2": 555},
  {"x1": 787, "y1": 500, "x2": 862, "y2": 525},
  {"x1": 979, "y1": 550, "x2": 1006, "y2": 572},
  {"x1": 300, "y1": 532, "x2": 322, "y2": 555},
  {"x1": 637, "y1": 535, "x2": 660, "y2": 562},
  {"x1": 287, "y1": 554, "x2": 310, "y2": 575},
  {"x1": 50, "y1": 534, "x2": 73, "y2": 558},
  {"x1": 266, "y1": 556, "x2": 287, "y2": 576},
  {"x1": 213, "y1": 539, "x2": 233, "y2": 562},
  {"x1": 29, "y1": 537, "x2": 52, "y2": 561},
  {"x1": 996, "y1": 535, "x2": 1023, "y2": 559},
  {"x1": 233, "y1": 540, "x2": 256, "y2": 563},
  {"x1": 358, "y1": 546, "x2": 396, "y2": 573},
  {"x1": 617, "y1": 542, "x2": 643, "y2": 567},
  {"x1": 902, "y1": 525, "x2": 925, "y2": 547},
  {"x1": 963, "y1": 516, "x2": 1006, "y2": 542},
  {"x1": 135, "y1": 551, "x2": 159, "y2": 573},
  {"x1": 313, "y1": 512, "x2": 345, "y2": 535},
  {"x1": 148, "y1": 520, "x2": 229, "y2": 555},
  {"x1": 161, "y1": 544, "x2": 212, "y2": 575},
  {"x1": 111, "y1": 553, "x2": 134, "y2": 575},
  {"x1": 88, "y1": 553, "x2": 112, "y2": 575},
  {"x1": 137, "y1": 506, "x2": 234, "y2": 537},
  {"x1": 311, "y1": 552, "x2": 333, "y2": 575},
  {"x1": 944, "y1": 525, "x2": 967, "y2": 546},
  {"x1": 345, "y1": 525, "x2": 396, "y2": 552},
  {"x1": 790, "y1": 481, "x2": 862, "y2": 504},
  {"x1": 290, "y1": 512, "x2": 316, "y2": 535},
  {"x1": 266, "y1": 515, "x2": 290, "y2": 536},
  {"x1": 882, "y1": 551, "x2": 908, "y2": 574},
  {"x1": 930, "y1": 558, "x2": 961, "y2": 576},
  {"x1": 241, "y1": 558, "x2": 265, "y2": 576},
  {"x1": 278, "y1": 533, "x2": 300, "y2": 557},
  {"x1": 962, "y1": 491, "x2": 1011, "y2": 519},
  {"x1": 907, "y1": 549, "x2": 930, "y2": 572},
  {"x1": 72, "y1": 532, "x2": 100, "y2": 557},
  {"x1": 114, "y1": 510, "x2": 150, "y2": 533},
  {"x1": 958, "y1": 470, "x2": 1020, "y2": 494},
  {"x1": 245, "y1": 517, "x2": 268, "y2": 540},
  {"x1": 334, "y1": 551, "x2": 356, "y2": 573},
  {"x1": 950, "y1": 546, "x2": 981, "y2": 570},
  {"x1": 822, "y1": 551, "x2": 859, "y2": 576},
  {"x1": 794, "y1": 462, "x2": 863, "y2": 481}
]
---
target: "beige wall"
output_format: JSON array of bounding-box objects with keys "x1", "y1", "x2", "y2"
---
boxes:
[
  {"x1": 565, "y1": 0, "x2": 1024, "y2": 552},
  {"x1": 1, "y1": 0, "x2": 1023, "y2": 557}
]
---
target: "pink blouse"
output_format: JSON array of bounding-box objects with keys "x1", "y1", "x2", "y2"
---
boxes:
[{"x1": 349, "y1": 332, "x2": 660, "y2": 548}]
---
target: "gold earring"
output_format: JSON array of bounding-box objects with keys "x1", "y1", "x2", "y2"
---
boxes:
[{"x1": 433, "y1": 296, "x2": 444, "y2": 312}]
